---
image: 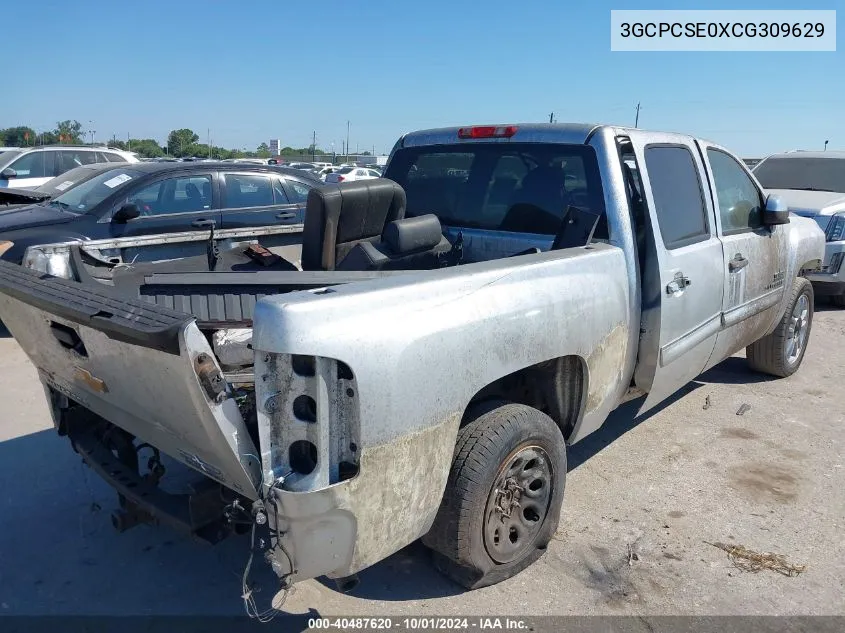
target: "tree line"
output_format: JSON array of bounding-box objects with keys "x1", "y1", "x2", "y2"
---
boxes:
[{"x1": 0, "y1": 122, "x2": 369, "y2": 160}]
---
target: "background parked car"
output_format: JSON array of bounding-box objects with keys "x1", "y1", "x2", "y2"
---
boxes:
[
  {"x1": 285, "y1": 162, "x2": 319, "y2": 172},
  {"x1": 324, "y1": 166, "x2": 382, "y2": 183},
  {"x1": 0, "y1": 162, "x2": 121, "y2": 211},
  {"x1": 0, "y1": 145, "x2": 139, "y2": 190},
  {"x1": 0, "y1": 162, "x2": 319, "y2": 264},
  {"x1": 316, "y1": 165, "x2": 342, "y2": 181},
  {"x1": 754, "y1": 150, "x2": 845, "y2": 305}
]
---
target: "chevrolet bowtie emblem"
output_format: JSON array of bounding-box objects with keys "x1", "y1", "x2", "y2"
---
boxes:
[{"x1": 74, "y1": 367, "x2": 108, "y2": 393}]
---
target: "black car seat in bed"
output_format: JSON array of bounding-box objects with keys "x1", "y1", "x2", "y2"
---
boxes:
[
  {"x1": 337, "y1": 213, "x2": 453, "y2": 271},
  {"x1": 300, "y1": 178, "x2": 407, "y2": 271}
]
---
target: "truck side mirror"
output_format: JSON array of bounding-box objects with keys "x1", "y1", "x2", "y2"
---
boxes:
[
  {"x1": 1, "y1": 167, "x2": 17, "y2": 179},
  {"x1": 763, "y1": 194, "x2": 790, "y2": 226},
  {"x1": 113, "y1": 202, "x2": 141, "y2": 223}
]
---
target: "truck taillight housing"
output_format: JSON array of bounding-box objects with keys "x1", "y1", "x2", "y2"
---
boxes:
[{"x1": 457, "y1": 125, "x2": 518, "y2": 139}]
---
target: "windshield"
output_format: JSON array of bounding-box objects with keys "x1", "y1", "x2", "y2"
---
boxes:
[
  {"x1": 49, "y1": 168, "x2": 143, "y2": 214},
  {"x1": 754, "y1": 157, "x2": 845, "y2": 193},
  {"x1": 384, "y1": 143, "x2": 605, "y2": 234},
  {"x1": 33, "y1": 166, "x2": 105, "y2": 196},
  {"x1": 336, "y1": 167, "x2": 354, "y2": 174}
]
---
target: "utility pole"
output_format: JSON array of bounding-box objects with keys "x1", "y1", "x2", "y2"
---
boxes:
[
  {"x1": 312, "y1": 130, "x2": 317, "y2": 162},
  {"x1": 549, "y1": 112, "x2": 554, "y2": 123},
  {"x1": 208, "y1": 129, "x2": 212, "y2": 159},
  {"x1": 634, "y1": 102, "x2": 641, "y2": 128},
  {"x1": 346, "y1": 120, "x2": 350, "y2": 164},
  {"x1": 824, "y1": 140, "x2": 829, "y2": 152},
  {"x1": 127, "y1": 133, "x2": 130, "y2": 152}
]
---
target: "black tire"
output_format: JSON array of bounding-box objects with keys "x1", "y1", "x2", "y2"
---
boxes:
[
  {"x1": 830, "y1": 294, "x2": 845, "y2": 307},
  {"x1": 747, "y1": 277, "x2": 814, "y2": 377},
  {"x1": 422, "y1": 401, "x2": 566, "y2": 589}
]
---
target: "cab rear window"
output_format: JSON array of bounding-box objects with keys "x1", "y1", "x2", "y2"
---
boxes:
[{"x1": 384, "y1": 143, "x2": 604, "y2": 235}]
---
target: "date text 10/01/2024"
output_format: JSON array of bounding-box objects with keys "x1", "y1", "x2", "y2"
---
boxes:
[{"x1": 307, "y1": 617, "x2": 530, "y2": 630}]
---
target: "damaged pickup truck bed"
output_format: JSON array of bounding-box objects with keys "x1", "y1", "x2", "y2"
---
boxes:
[{"x1": 0, "y1": 123, "x2": 825, "y2": 606}]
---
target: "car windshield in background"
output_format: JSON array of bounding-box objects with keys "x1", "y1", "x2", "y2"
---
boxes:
[
  {"x1": 48, "y1": 168, "x2": 143, "y2": 214},
  {"x1": 754, "y1": 157, "x2": 845, "y2": 193},
  {"x1": 336, "y1": 167, "x2": 354, "y2": 174},
  {"x1": 384, "y1": 143, "x2": 605, "y2": 234},
  {"x1": 33, "y1": 165, "x2": 107, "y2": 196}
]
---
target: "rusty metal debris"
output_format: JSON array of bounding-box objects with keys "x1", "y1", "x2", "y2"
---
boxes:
[
  {"x1": 627, "y1": 543, "x2": 639, "y2": 566},
  {"x1": 705, "y1": 541, "x2": 806, "y2": 577}
]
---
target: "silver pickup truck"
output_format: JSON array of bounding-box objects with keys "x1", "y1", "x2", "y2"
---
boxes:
[{"x1": 0, "y1": 123, "x2": 825, "y2": 606}]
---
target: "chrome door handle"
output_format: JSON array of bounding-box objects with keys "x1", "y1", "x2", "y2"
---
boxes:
[
  {"x1": 729, "y1": 254, "x2": 749, "y2": 272},
  {"x1": 666, "y1": 273, "x2": 692, "y2": 295}
]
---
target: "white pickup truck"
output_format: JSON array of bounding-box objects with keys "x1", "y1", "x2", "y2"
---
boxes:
[
  {"x1": 0, "y1": 123, "x2": 824, "y2": 607},
  {"x1": 752, "y1": 150, "x2": 845, "y2": 305}
]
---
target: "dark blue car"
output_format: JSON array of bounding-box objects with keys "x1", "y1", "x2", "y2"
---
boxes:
[{"x1": 0, "y1": 162, "x2": 320, "y2": 264}]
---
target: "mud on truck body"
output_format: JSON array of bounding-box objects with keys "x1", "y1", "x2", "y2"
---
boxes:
[{"x1": 0, "y1": 123, "x2": 824, "y2": 606}]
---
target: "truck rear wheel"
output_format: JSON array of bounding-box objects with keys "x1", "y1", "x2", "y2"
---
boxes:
[
  {"x1": 746, "y1": 277, "x2": 814, "y2": 377},
  {"x1": 422, "y1": 402, "x2": 566, "y2": 589}
]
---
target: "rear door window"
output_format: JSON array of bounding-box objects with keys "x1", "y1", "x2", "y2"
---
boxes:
[
  {"x1": 643, "y1": 145, "x2": 709, "y2": 249},
  {"x1": 223, "y1": 173, "x2": 276, "y2": 208},
  {"x1": 273, "y1": 177, "x2": 290, "y2": 203},
  {"x1": 57, "y1": 150, "x2": 98, "y2": 174},
  {"x1": 283, "y1": 178, "x2": 313, "y2": 203},
  {"x1": 97, "y1": 151, "x2": 128, "y2": 163}
]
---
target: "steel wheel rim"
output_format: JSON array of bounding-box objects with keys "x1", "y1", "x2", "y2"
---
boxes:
[
  {"x1": 786, "y1": 293, "x2": 810, "y2": 365},
  {"x1": 483, "y1": 444, "x2": 553, "y2": 564}
]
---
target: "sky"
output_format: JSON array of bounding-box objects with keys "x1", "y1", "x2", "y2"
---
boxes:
[{"x1": 3, "y1": 0, "x2": 842, "y2": 157}]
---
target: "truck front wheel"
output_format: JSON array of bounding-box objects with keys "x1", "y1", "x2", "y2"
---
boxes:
[
  {"x1": 422, "y1": 402, "x2": 566, "y2": 589},
  {"x1": 746, "y1": 277, "x2": 814, "y2": 377}
]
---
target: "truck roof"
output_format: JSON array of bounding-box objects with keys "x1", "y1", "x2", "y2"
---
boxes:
[
  {"x1": 397, "y1": 122, "x2": 715, "y2": 149},
  {"x1": 400, "y1": 123, "x2": 601, "y2": 148}
]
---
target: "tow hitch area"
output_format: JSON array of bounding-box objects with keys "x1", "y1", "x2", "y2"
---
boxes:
[{"x1": 67, "y1": 417, "x2": 248, "y2": 544}]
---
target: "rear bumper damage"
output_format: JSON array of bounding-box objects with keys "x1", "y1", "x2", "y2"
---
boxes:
[
  {"x1": 254, "y1": 352, "x2": 459, "y2": 582},
  {"x1": 67, "y1": 424, "x2": 237, "y2": 544},
  {"x1": 260, "y1": 415, "x2": 457, "y2": 582},
  {"x1": 0, "y1": 259, "x2": 462, "y2": 585}
]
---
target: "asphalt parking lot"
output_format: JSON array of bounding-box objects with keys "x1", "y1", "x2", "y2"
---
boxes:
[{"x1": 0, "y1": 306, "x2": 843, "y2": 621}]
